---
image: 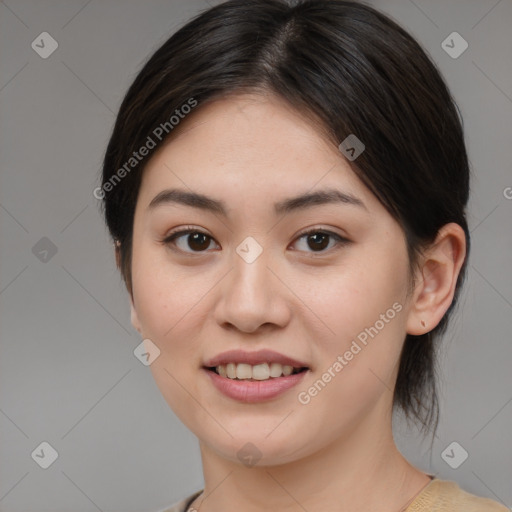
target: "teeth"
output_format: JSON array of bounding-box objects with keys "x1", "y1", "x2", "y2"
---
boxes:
[
  {"x1": 282, "y1": 365, "x2": 293, "y2": 376},
  {"x1": 252, "y1": 363, "x2": 270, "y2": 381},
  {"x1": 236, "y1": 363, "x2": 252, "y2": 379},
  {"x1": 269, "y1": 362, "x2": 283, "y2": 378},
  {"x1": 226, "y1": 363, "x2": 236, "y2": 379},
  {"x1": 214, "y1": 362, "x2": 302, "y2": 380}
]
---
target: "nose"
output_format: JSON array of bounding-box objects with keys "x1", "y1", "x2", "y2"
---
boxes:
[{"x1": 213, "y1": 246, "x2": 291, "y2": 334}]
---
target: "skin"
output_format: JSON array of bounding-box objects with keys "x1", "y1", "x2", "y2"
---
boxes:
[{"x1": 126, "y1": 92, "x2": 466, "y2": 512}]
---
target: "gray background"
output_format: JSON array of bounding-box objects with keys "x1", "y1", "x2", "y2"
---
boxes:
[{"x1": 0, "y1": 0, "x2": 511, "y2": 511}]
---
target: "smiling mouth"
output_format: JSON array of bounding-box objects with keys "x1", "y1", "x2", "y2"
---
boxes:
[{"x1": 205, "y1": 362, "x2": 308, "y2": 381}]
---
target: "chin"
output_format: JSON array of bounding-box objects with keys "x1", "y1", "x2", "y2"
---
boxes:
[{"x1": 199, "y1": 427, "x2": 314, "y2": 468}]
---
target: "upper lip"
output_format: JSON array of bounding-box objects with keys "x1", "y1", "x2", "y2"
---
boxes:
[{"x1": 203, "y1": 349, "x2": 309, "y2": 368}]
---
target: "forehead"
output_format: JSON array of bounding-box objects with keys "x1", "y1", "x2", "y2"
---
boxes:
[{"x1": 137, "y1": 93, "x2": 378, "y2": 214}]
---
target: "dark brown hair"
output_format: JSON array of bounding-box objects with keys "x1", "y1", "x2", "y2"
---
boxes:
[{"x1": 100, "y1": 0, "x2": 470, "y2": 436}]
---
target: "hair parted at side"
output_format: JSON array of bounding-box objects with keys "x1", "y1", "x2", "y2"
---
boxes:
[{"x1": 100, "y1": 0, "x2": 471, "y2": 436}]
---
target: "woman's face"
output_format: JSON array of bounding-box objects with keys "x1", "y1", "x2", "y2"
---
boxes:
[{"x1": 130, "y1": 93, "x2": 414, "y2": 465}]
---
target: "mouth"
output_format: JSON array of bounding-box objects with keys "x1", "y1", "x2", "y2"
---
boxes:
[
  {"x1": 202, "y1": 349, "x2": 310, "y2": 402},
  {"x1": 203, "y1": 364, "x2": 309, "y2": 403},
  {"x1": 204, "y1": 363, "x2": 308, "y2": 381}
]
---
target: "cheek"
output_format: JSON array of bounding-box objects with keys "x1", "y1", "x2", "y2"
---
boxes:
[
  {"x1": 131, "y1": 251, "x2": 209, "y2": 422},
  {"x1": 293, "y1": 274, "x2": 406, "y2": 439},
  {"x1": 314, "y1": 286, "x2": 405, "y2": 384},
  {"x1": 131, "y1": 244, "x2": 205, "y2": 338},
  {"x1": 296, "y1": 254, "x2": 408, "y2": 346},
  {"x1": 293, "y1": 245, "x2": 409, "y2": 397}
]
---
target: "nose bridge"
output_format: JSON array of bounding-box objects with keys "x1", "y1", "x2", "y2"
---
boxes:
[
  {"x1": 231, "y1": 236, "x2": 272, "y2": 307},
  {"x1": 214, "y1": 238, "x2": 289, "y2": 332}
]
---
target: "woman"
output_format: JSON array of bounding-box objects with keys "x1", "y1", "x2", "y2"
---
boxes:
[{"x1": 100, "y1": 1, "x2": 507, "y2": 510}]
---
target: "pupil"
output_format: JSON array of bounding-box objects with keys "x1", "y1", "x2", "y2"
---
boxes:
[
  {"x1": 189, "y1": 233, "x2": 209, "y2": 251},
  {"x1": 308, "y1": 233, "x2": 328, "y2": 251}
]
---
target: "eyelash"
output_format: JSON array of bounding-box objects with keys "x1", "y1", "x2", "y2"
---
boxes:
[{"x1": 161, "y1": 225, "x2": 351, "y2": 256}]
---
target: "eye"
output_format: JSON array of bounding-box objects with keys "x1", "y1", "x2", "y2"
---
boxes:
[
  {"x1": 162, "y1": 227, "x2": 219, "y2": 254},
  {"x1": 291, "y1": 228, "x2": 350, "y2": 253},
  {"x1": 161, "y1": 226, "x2": 350, "y2": 255}
]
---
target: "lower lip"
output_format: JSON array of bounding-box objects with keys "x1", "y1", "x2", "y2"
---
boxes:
[{"x1": 203, "y1": 368, "x2": 308, "y2": 403}]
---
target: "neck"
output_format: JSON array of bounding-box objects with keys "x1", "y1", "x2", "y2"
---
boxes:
[{"x1": 194, "y1": 404, "x2": 430, "y2": 512}]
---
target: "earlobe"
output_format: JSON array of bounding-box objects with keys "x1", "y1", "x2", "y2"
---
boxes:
[
  {"x1": 130, "y1": 298, "x2": 142, "y2": 334},
  {"x1": 116, "y1": 240, "x2": 141, "y2": 333},
  {"x1": 114, "y1": 239, "x2": 121, "y2": 269},
  {"x1": 406, "y1": 223, "x2": 466, "y2": 336}
]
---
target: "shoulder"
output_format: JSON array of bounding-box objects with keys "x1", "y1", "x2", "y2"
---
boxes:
[
  {"x1": 407, "y1": 478, "x2": 508, "y2": 512},
  {"x1": 155, "y1": 490, "x2": 203, "y2": 512}
]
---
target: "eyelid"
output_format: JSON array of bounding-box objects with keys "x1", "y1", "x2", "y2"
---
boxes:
[
  {"x1": 290, "y1": 227, "x2": 351, "y2": 253},
  {"x1": 293, "y1": 226, "x2": 348, "y2": 242},
  {"x1": 163, "y1": 225, "x2": 211, "y2": 241},
  {"x1": 161, "y1": 225, "x2": 351, "y2": 254},
  {"x1": 161, "y1": 225, "x2": 219, "y2": 253}
]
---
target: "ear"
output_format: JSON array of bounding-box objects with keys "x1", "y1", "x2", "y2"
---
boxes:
[
  {"x1": 114, "y1": 240, "x2": 140, "y2": 333},
  {"x1": 406, "y1": 223, "x2": 467, "y2": 335},
  {"x1": 114, "y1": 240, "x2": 121, "y2": 269},
  {"x1": 130, "y1": 295, "x2": 142, "y2": 334}
]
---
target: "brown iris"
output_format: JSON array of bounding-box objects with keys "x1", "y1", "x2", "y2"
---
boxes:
[{"x1": 306, "y1": 232, "x2": 330, "y2": 251}]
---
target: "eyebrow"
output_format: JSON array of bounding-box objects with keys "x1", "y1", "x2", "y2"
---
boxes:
[{"x1": 148, "y1": 187, "x2": 367, "y2": 216}]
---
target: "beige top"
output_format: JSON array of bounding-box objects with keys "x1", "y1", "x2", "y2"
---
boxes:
[{"x1": 158, "y1": 478, "x2": 508, "y2": 512}]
